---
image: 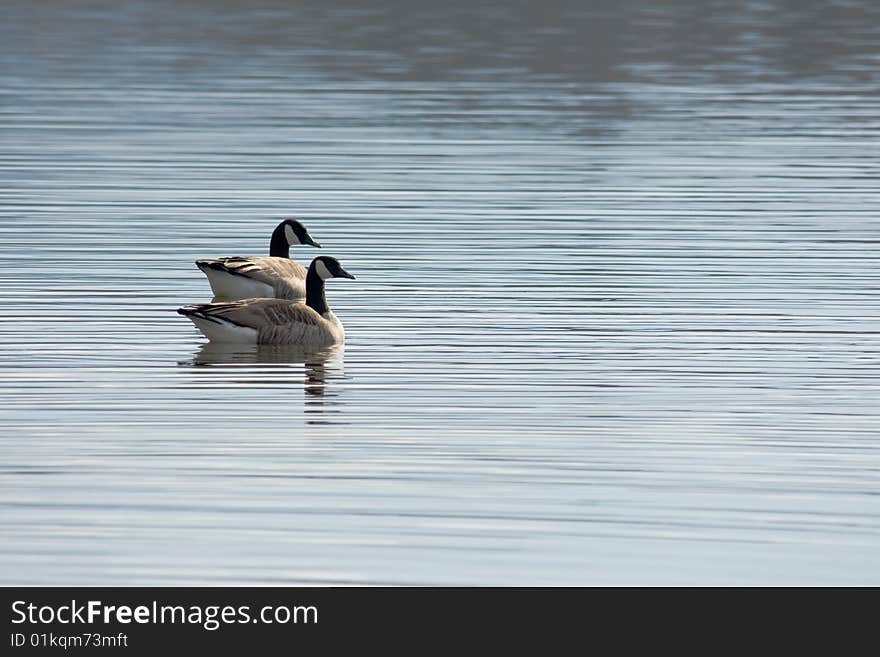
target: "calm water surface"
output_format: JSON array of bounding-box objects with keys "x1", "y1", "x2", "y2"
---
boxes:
[{"x1": 1, "y1": 0, "x2": 879, "y2": 584}]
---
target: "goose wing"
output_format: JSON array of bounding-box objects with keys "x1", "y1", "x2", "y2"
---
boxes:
[
  {"x1": 181, "y1": 298, "x2": 324, "y2": 330},
  {"x1": 195, "y1": 256, "x2": 308, "y2": 298}
]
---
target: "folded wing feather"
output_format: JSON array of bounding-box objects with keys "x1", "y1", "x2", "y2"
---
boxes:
[{"x1": 195, "y1": 298, "x2": 322, "y2": 328}]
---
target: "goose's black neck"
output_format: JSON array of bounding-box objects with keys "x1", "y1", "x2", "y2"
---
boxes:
[
  {"x1": 269, "y1": 224, "x2": 290, "y2": 258},
  {"x1": 305, "y1": 266, "x2": 329, "y2": 315}
]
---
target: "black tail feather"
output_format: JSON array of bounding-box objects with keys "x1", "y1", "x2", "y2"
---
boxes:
[
  {"x1": 177, "y1": 305, "x2": 222, "y2": 323},
  {"x1": 195, "y1": 259, "x2": 226, "y2": 271}
]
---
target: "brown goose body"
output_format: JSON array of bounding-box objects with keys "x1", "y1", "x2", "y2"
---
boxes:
[
  {"x1": 178, "y1": 297, "x2": 343, "y2": 346},
  {"x1": 196, "y1": 256, "x2": 307, "y2": 300},
  {"x1": 194, "y1": 219, "x2": 321, "y2": 301}
]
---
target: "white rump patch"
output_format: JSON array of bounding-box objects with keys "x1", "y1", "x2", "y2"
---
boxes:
[
  {"x1": 189, "y1": 317, "x2": 258, "y2": 343},
  {"x1": 284, "y1": 224, "x2": 299, "y2": 245},
  {"x1": 315, "y1": 260, "x2": 333, "y2": 280},
  {"x1": 201, "y1": 267, "x2": 274, "y2": 300}
]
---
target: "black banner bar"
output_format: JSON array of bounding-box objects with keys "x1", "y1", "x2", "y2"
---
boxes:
[{"x1": 0, "y1": 587, "x2": 871, "y2": 654}]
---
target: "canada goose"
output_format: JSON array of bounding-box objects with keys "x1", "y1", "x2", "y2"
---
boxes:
[
  {"x1": 195, "y1": 218, "x2": 321, "y2": 300},
  {"x1": 178, "y1": 256, "x2": 355, "y2": 346}
]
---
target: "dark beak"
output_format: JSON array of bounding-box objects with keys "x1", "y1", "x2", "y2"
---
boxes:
[
  {"x1": 337, "y1": 267, "x2": 356, "y2": 280},
  {"x1": 304, "y1": 236, "x2": 322, "y2": 248}
]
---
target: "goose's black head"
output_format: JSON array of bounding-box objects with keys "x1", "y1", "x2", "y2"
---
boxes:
[
  {"x1": 311, "y1": 256, "x2": 356, "y2": 281},
  {"x1": 269, "y1": 218, "x2": 321, "y2": 257},
  {"x1": 305, "y1": 256, "x2": 355, "y2": 314},
  {"x1": 283, "y1": 219, "x2": 321, "y2": 248}
]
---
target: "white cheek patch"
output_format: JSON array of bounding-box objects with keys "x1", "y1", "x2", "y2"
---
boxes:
[
  {"x1": 284, "y1": 224, "x2": 299, "y2": 245},
  {"x1": 315, "y1": 260, "x2": 333, "y2": 280}
]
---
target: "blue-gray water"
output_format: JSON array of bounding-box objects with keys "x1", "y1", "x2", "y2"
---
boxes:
[{"x1": 2, "y1": 0, "x2": 879, "y2": 585}]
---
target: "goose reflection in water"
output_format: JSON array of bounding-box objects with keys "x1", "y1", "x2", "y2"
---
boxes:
[{"x1": 182, "y1": 342, "x2": 346, "y2": 405}]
